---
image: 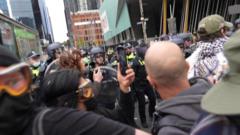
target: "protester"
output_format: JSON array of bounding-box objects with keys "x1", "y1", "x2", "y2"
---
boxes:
[
  {"x1": 40, "y1": 64, "x2": 137, "y2": 126},
  {"x1": 47, "y1": 49, "x2": 137, "y2": 127},
  {"x1": 187, "y1": 14, "x2": 230, "y2": 83},
  {"x1": 145, "y1": 41, "x2": 212, "y2": 135},
  {"x1": 0, "y1": 45, "x2": 149, "y2": 135},
  {"x1": 191, "y1": 30, "x2": 240, "y2": 135},
  {"x1": 59, "y1": 49, "x2": 85, "y2": 72}
]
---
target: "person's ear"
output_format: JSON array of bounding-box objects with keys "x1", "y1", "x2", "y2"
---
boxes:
[
  {"x1": 147, "y1": 75, "x2": 157, "y2": 89},
  {"x1": 185, "y1": 61, "x2": 190, "y2": 72},
  {"x1": 220, "y1": 28, "x2": 225, "y2": 35}
]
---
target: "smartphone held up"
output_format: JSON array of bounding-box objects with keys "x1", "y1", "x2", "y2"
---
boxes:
[{"x1": 117, "y1": 46, "x2": 128, "y2": 76}]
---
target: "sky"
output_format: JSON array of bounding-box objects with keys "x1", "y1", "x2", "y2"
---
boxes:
[{"x1": 45, "y1": 0, "x2": 68, "y2": 43}]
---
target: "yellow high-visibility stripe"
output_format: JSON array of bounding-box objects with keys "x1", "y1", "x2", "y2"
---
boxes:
[
  {"x1": 32, "y1": 69, "x2": 40, "y2": 76},
  {"x1": 138, "y1": 60, "x2": 145, "y2": 66}
]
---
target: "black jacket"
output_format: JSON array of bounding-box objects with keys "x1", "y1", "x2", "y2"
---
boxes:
[
  {"x1": 83, "y1": 82, "x2": 136, "y2": 127},
  {"x1": 92, "y1": 90, "x2": 136, "y2": 127},
  {"x1": 132, "y1": 57, "x2": 149, "y2": 88},
  {"x1": 23, "y1": 108, "x2": 135, "y2": 135},
  {"x1": 152, "y1": 78, "x2": 212, "y2": 135}
]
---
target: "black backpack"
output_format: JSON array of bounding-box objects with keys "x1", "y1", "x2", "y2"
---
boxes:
[{"x1": 32, "y1": 108, "x2": 52, "y2": 135}]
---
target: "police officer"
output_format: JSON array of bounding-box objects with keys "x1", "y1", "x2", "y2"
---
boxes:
[
  {"x1": 170, "y1": 37, "x2": 193, "y2": 58},
  {"x1": 27, "y1": 51, "x2": 41, "y2": 81},
  {"x1": 125, "y1": 43, "x2": 136, "y2": 65},
  {"x1": 27, "y1": 51, "x2": 45, "y2": 88},
  {"x1": 124, "y1": 42, "x2": 137, "y2": 103},
  {"x1": 177, "y1": 33, "x2": 193, "y2": 58},
  {"x1": 44, "y1": 42, "x2": 63, "y2": 76},
  {"x1": 132, "y1": 44, "x2": 156, "y2": 128},
  {"x1": 90, "y1": 46, "x2": 119, "y2": 110},
  {"x1": 234, "y1": 18, "x2": 240, "y2": 31}
]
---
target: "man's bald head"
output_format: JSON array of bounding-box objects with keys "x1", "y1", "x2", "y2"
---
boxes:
[{"x1": 145, "y1": 41, "x2": 188, "y2": 86}]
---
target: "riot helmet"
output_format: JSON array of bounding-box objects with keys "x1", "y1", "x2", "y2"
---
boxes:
[
  {"x1": 90, "y1": 47, "x2": 105, "y2": 66},
  {"x1": 47, "y1": 42, "x2": 63, "y2": 59},
  {"x1": 136, "y1": 44, "x2": 147, "y2": 59},
  {"x1": 124, "y1": 43, "x2": 132, "y2": 55},
  {"x1": 234, "y1": 18, "x2": 240, "y2": 30}
]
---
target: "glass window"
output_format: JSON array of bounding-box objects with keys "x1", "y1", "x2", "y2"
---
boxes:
[{"x1": 0, "y1": 20, "x2": 16, "y2": 54}]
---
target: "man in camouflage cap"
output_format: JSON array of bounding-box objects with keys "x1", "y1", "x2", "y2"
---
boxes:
[
  {"x1": 198, "y1": 14, "x2": 233, "y2": 36},
  {"x1": 187, "y1": 14, "x2": 229, "y2": 83},
  {"x1": 191, "y1": 30, "x2": 240, "y2": 135}
]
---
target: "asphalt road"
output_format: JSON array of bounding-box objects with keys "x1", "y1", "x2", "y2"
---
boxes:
[
  {"x1": 134, "y1": 102, "x2": 152, "y2": 133},
  {"x1": 134, "y1": 96, "x2": 162, "y2": 133}
]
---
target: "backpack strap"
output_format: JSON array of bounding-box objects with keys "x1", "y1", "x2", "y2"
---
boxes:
[
  {"x1": 191, "y1": 114, "x2": 223, "y2": 134},
  {"x1": 32, "y1": 108, "x2": 52, "y2": 135},
  {"x1": 151, "y1": 111, "x2": 165, "y2": 135}
]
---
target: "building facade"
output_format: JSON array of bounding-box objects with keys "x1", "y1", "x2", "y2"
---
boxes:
[
  {"x1": 71, "y1": 10, "x2": 104, "y2": 47},
  {"x1": 32, "y1": 0, "x2": 54, "y2": 43},
  {"x1": 0, "y1": 0, "x2": 9, "y2": 16},
  {"x1": 64, "y1": 0, "x2": 102, "y2": 47},
  {"x1": 8, "y1": 0, "x2": 36, "y2": 29}
]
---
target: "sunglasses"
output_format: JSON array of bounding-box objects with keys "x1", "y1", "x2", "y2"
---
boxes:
[
  {"x1": 76, "y1": 79, "x2": 94, "y2": 99},
  {"x1": 0, "y1": 63, "x2": 31, "y2": 96}
]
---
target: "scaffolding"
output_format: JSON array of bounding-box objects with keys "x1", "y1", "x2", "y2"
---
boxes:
[{"x1": 159, "y1": 0, "x2": 240, "y2": 35}]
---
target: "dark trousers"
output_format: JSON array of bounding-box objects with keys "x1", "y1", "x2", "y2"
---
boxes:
[{"x1": 136, "y1": 85, "x2": 156, "y2": 122}]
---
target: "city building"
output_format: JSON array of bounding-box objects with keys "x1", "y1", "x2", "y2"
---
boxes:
[
  {"x1": 0, "y1": 0, "x2": 9, "y2": 16},
  {"x1": 64, "y1": 0, "x2": 102, "y2": 47},
  {"x1": 71, "y1": 10, "x2": 104, "y2": 47},
  {"x1": 8, "y1": 0, "x2": 36, "y2": 29},
  {"x1": 32, "y1": 0, "x2": 54, "y2": 44}
]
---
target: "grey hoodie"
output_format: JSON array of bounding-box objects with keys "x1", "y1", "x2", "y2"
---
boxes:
[{"x1": 152, "y1": 78, "x2": 212, "y2": 135}]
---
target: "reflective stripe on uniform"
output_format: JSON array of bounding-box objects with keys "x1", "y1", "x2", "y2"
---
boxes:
[
  {"x1": 32, "y1": 69, "x2": 40, "y2": 77},
  {"x1": 138, "y1": 60, "x2": 145, "y2": 66}
]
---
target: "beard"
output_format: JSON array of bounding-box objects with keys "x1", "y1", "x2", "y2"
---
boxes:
[{"x1": 0, "y1": 93, "x2": 33, "y2": 134}]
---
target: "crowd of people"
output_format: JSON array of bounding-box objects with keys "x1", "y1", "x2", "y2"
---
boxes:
[{"x1": 1, "y1": 14, "x2": 240, "y2": 135}]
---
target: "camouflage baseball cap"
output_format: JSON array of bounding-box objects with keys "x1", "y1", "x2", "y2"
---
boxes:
[
  {"x1": 198, "y1": 14, "x2": 232, "y2": 35},
  {"x1": 212, "y1": 14, "x2": 233, "y2": 29},
  {"x1": 201, "y1": 30, "x2": 240, "y2": 115}
]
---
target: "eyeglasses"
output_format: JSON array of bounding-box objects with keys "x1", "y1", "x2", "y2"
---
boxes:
[
  {"x1": 76, "y1": 79, "x2": 94, "y2": 99},
  {"x1": 0, "y1": 63, "x2": 31, "y2": 96}
]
